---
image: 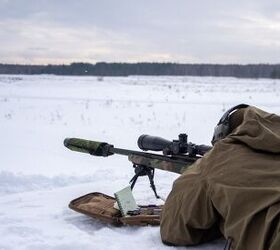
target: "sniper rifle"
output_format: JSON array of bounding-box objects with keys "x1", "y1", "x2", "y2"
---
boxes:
[{"x1": 64, "y1": 134, "x2": 212, "y2": 198}]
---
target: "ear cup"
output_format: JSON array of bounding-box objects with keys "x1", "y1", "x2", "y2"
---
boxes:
[
  {"x1": 212, "y1": 123, "x2": 230, "y2": 145},
  {"x1": 211, "y1": 104, "x2": 249, "y2": 145}
]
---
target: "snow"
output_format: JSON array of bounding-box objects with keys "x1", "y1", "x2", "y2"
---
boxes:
[{"x1": 0, "y1": 75, "x2": 280, "y2": 250}]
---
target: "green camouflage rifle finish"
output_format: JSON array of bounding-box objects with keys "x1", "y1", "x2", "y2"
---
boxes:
[
  {"x1": 128, "y1": 155, "x2": 192, "y2": 174},
  {"x1": 64, "y1": 138, "x2": 113, "y2": 156}
]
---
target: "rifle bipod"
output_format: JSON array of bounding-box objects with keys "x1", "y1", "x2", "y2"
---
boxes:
[{"x1": 129, "y1": 164, "x2": 160, "y2": 199}]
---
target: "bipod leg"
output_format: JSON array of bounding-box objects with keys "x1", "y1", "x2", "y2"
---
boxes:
[
  {"x1": 146, "y1": 168, "x2": 160, "y2": 199},
  {"x1": 130, "y1": 172, "x2": 140, "y2": 190},
  {"x1": 130, "y1": 164, "x2": 145, "y2": 190}
]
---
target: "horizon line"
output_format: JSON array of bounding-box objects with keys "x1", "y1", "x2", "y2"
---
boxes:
[{"x1": 1, "y1": 62, "x2": 280, "y2": 66}]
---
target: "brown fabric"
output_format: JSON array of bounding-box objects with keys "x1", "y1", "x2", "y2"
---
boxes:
[
  {"x1": 69, "y1": 192, "x2": 162, "y2": 226},
  {"x1": 121, "y1": 213, "x2": 161, "y2": 226},
  {"x1": 69, "y1": 192, "x2": 121, "y2": 225},
  {"x1": 160, "y1": 106, "x2": 280, "y2": 250}
]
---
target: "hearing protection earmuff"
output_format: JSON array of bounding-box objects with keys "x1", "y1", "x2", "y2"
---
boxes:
[{"x1": 211, "y1": 104, "x2": 249, "y2": 145}]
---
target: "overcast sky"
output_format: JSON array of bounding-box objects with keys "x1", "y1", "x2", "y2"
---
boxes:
[{"x1": 0, "y1": 0, "x2": 280, "y2": 64}]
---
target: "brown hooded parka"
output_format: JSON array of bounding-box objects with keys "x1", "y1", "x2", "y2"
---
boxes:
[{"x1": 160, "y1": 106, "x2": 280, "y2": 250}]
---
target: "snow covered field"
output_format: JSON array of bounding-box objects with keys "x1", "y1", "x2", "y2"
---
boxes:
[{"x1": 0, "y1": 75, "x2": 280, "y2": 250}]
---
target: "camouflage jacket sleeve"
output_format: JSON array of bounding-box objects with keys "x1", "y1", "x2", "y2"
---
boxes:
[{"x1": 160, "y1": 164, "x2": 221, "y2": 246}]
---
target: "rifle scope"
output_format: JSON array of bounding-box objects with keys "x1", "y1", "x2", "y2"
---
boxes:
[
  {"x1": 137, "y1": 134, "x2": 212, "y2": 156},
  {"x1": 137, "y1": 135, "x2": 171, "y2": 152}
]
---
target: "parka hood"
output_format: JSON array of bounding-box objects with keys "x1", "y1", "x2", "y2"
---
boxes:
[{"x1": 227, "y1": 106, "x2": 280, "y2": 153}]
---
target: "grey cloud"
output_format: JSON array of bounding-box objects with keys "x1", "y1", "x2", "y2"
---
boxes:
[{"x1": 0, "y1": 0, "x2": 280, "y2": 64}]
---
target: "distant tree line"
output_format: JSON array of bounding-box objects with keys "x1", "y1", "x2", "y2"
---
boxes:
[{"x1": 0, "y1": 62, "x2": 280, "y2": 79}]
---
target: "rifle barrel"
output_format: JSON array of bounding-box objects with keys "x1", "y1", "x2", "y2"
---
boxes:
[{"x1": 64, "y1": 137, "x2": 199, "y2": 165}]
